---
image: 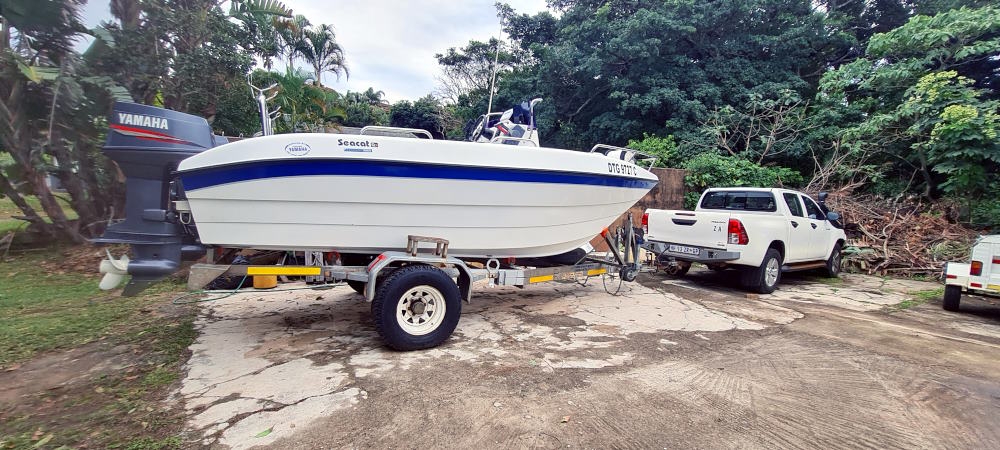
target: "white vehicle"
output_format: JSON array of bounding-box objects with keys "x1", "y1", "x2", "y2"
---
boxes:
[
  {"x1": 942, "y1": 235, "x2": 1000, "y2": 311},
  {"x1": 642, "y1": 188, "x2": 847, "y2": 293}
]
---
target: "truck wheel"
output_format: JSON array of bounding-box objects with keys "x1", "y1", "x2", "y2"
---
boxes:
[
  {"x1": 742, "y1": 249, "x2": 782, "y2": 294},
  {"x1": 371, "y1": 265, "x2": 462, "y2": 351},
  {"x1": 347, "y1": 280, "x2": 366, "y2": 295},
  {"x1": 824, "y1": 243, "x2": 842, "y2": 278},
  {"x1": 942, "y1": 285, "x2": 962, "y2": 312}
]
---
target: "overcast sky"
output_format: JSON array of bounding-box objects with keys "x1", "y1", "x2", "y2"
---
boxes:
[{"x1": 79, "y1": 0, "x2": 550, "y2": 102}]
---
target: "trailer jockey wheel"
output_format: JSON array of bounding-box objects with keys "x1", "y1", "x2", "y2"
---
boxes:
[
  {"x1": 620, "y1": 265, "x2": 638, "y2": 282},
  {"x1": 371, "y1": 265, "x2": 462, "y2": 351}
]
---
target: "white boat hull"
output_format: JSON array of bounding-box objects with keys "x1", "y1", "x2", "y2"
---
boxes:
[{"x1": 177, "y1": 134, "x2": 657, "y2": 258}]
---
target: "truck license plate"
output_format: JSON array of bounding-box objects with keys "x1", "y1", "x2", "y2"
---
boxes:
[{"x1": 668, "y1": 244, "x2": 700, "y2": 256}]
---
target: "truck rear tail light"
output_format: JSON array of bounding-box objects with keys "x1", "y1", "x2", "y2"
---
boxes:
[
  {"x1": 970, "y1": 261, "x2": 982, "y2": 276},
  {"x1": 728, "y1": 218, "x2": 749, "y2": 245},
  {"x1": 642, "y1": 212, "x2": 648, "y2": 234}
]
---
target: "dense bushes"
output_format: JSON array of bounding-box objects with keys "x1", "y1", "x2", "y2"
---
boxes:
[{"x1": 682, "y1": 154, "x2": 804, "y2": 208}]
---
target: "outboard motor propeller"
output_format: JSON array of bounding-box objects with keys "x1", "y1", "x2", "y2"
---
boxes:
[{"x1": 93, "y1": 102, "x2": 224, "y2": 295}]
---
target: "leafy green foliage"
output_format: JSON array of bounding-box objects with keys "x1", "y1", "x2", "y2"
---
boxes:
[
  {"x1": 498, "y1": 0, "x2": 834, "y2": 149},
  {"x1": 817, "y1": 7, "x2": 1000, "y2": 199},
  {"x1": 297, "y1": 24, "x2": 348, "y2": 87},
  {"x1": 682, "y1": 153, "x2": 804, "y2": 208},
  {"x1": 626, "y1": 134, "x2": 678, "y2": 168},
  {"x1": 390, "y1": 96, "x2": 447, "y2": 138}
]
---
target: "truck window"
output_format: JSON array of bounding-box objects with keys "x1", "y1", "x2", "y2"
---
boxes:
[
  {"x1": 700, "y1": 191, "x2": 777, "y2": 212},
  {"x1": 782, "y1": 193, "x2": 804, "y2": 217},
  {"x1": 801, "y1": 195, "x2": 825, "y2": 220}
]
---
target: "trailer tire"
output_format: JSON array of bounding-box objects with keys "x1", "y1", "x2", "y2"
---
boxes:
[
  {"x1": 347, "y1": 280, "x2": 366, "y2": 295},
  {"x1": 942, "y1": 285, "x2": 962, "y2": 312},
  {"x1": 371, "y1": 265, "x2": 462, "y2": 351},
  {"x1": 742, "y1": 249, "x2": 782, "y2": 294}
]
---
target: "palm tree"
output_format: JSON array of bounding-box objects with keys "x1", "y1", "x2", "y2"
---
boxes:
[
  {"x1": 298, "y1": 24, "x2": 347, "y2": 87},
  {"x1": 275, "y1": 14, "x2": 310, "y2": 70},
  {"x1": 362, "y1": 87, "x2": 388, "y2": 108}
]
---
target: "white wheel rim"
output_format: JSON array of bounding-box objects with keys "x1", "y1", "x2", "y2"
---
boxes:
[
  {"x1": 765, "y1": 258, "x2": 780, "y2": 287},
  {"x1": 396, "y1": 285, "x2": 447, "y2": 336}
]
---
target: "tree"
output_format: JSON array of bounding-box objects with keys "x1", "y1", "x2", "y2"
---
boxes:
[
  {"x1": 275, "y1": 14, "x2": 311, "y2": 70},
  {"x1": 0, "y1": 0, "x2": 129, "y2": 242},
  {"x1": 251, "y1": 68, "x2": 339, "y2": 133},
  {"x1": 497, "y1": 0, "x2": 839, "y2": 149},
  {"x1": 298, "y1": 24, "x2": 347, "y2": 87},
  {"x1": 390, "y1": 96, "x2": 446, "y2": 138},
  {"x1": 694, "y1": 90, "x2": 813, "y2": 164},
  {"x1": 818, "y1": 6, "x2": 1000, "y2": 198},
  {"x1": 434, "y1": 38, "x2": 516, "y2": 105},
  {"x1": 228, "y1": 0, "x2": 293, "y2": 69}
]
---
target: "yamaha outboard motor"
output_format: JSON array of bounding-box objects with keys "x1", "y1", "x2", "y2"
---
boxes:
[{"x1": 94, "y1": 102, "x2": 223, "y2": 295}]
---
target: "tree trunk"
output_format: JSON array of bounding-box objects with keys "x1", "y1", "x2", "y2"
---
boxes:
[
  {"x1": 916, "y1": 149, "x2": 936, "y2": 199},
  {"x1": 0, "y1": 170, "x2": 57, "y2": 235}
]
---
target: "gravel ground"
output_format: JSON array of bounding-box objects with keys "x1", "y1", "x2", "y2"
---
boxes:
[{"x1": 176, "y1": 268, "x2": 1000, "y2": 449}]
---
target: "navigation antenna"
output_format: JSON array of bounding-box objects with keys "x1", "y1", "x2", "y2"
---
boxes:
[
  {"x1": 248, "y1": 74, "x2": 280, "y2": 136},
  {"x1": 485, "y1": 22, "x2": 503, "y2": 116}
]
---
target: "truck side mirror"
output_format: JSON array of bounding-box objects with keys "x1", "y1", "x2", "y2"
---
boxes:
[{"x1": 826, "y1": 211, "x2": 840, "y2": 222}]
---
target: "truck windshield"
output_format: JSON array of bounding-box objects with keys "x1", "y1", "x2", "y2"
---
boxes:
[{"x1": 700, "y1": 191, "x2": 777, "y2": 212}]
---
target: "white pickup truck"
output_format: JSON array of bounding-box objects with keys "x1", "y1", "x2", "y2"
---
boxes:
[
  {"x1": 942, "y1": 234, "x2": 1000, "y2": 311},
  {"x1": 642, "y1": 187, "x2": 847, "y2": 293}
]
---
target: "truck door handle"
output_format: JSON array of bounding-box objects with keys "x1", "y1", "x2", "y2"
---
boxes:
[
  {"x1": 811, "y1": 223, "x2": 817, "y2": 229},
  {"x1": 790, "y1": 221, "x2": 798, "y2": 228}
]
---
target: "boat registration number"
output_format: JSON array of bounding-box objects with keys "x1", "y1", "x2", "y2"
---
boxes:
[{"x1": 668, "y1": 244, "x2": 700, "y2": 256}]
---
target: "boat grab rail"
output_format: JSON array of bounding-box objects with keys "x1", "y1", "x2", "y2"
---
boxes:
[
  {"x1": 589, "y1": 144, "x2": 657, "y2": 169},
  {"x1": 360, "y1": 126, "x2": 433, "y2": 139},
  {"x1": 488, "y1": 136, "x2": 538, "y2": 147}
]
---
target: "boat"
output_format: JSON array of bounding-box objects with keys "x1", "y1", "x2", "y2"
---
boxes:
[{"x1": 95, "y1": 98, "x2": 658, "y2": 294}]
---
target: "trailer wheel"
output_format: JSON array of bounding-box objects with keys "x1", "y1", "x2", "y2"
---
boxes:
[
  {"x1": 371, "y1": 265, "x2": 462, "y2": 351},
  {"x1": 742, "y1": 249, "x2": 782, "y2": 294},
  {"x1": 942, "y1": 285, "x2": 962, "y2": 312},
  {"x1": 824, "y1": 243, "x2": 842, "y2": 278},
  {"x1": 347, "y1": 280, "x2": 366, "y2": 295}
]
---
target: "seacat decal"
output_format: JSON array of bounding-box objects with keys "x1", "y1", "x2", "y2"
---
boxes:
[
  {"x1": 338, "y1": 138, "x2": 378, "y2": 153},
  {"x1": 285, "y1": 142, "x2": 311, "y2": 156},
  {"x1": 117, "y1": 113, "x2": 169, "y2": 130}
]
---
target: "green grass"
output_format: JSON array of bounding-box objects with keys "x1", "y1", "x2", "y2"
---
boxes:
[
  {"x1": 0, "y1": 194, "x2": 78, "y2": 235},
  {"x1": 0, "y1": 252, "x2": 137, "y2": 366},
  {"x1": 894, "y1": 287, "x2": 945, "y2": 310},
  {"x1": 0, "y1": 247, "x2": 195, "y2": 450},
  {"x1": 813, "y1": 276, "x2": 845, "y2": 286}
]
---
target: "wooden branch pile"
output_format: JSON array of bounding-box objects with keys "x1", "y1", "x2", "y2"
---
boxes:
[{"x1": 824, "y1": 191, "x2": 980, "y2": 277}]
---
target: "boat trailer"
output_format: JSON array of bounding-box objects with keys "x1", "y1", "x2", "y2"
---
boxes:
[{"x1": 169, "y1": 219, "x2": 644, "y2": 351}]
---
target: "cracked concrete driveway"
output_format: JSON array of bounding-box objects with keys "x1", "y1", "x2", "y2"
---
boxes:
[{"x1": 177, "y1": 268, "x2": 1000, "y2": 449}]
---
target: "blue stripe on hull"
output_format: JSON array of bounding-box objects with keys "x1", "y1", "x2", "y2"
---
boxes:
[{"x1": 179, "y1": 158, "x2": 658, "y2": 191}]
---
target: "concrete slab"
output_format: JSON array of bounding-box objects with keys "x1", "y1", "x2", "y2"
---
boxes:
[{"x1": 174, "y1": 270, "x2": 1000, "y2": 449}]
